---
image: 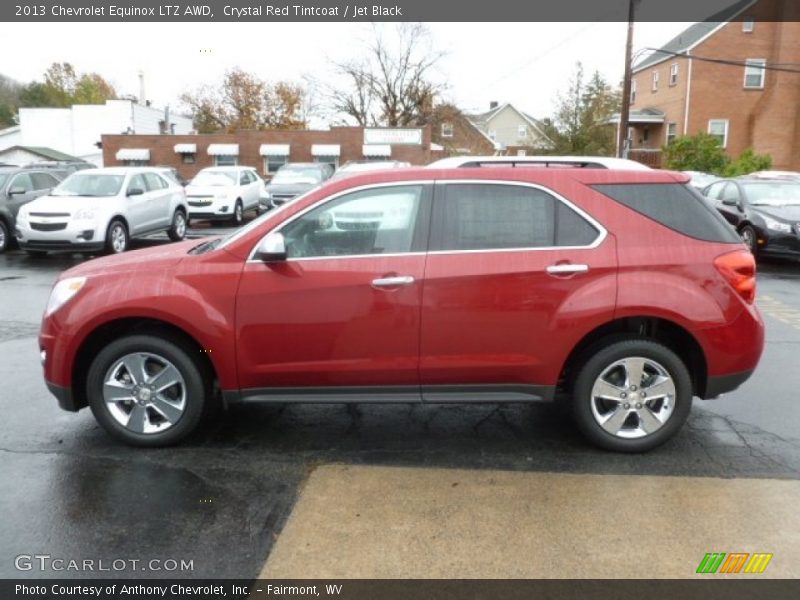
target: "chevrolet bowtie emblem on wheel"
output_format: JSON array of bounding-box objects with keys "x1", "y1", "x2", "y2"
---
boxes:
[{"x1": 696, "y1": 552, "x2": 773, "y2": 574}]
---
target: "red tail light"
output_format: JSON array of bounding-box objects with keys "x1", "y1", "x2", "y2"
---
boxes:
[{"x1": 714, "y1": 250, "x2": 756, "y2": 304}]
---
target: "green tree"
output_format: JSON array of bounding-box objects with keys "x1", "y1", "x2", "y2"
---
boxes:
[
  {"x1": 662, "y1": 132, "x2": 730, "y2": 174},
  {"x1": 548, "y1": 63, "x2": 620, "y2": 156},
  {"x1": 724, "y1": 148, "x2": 772, "y2": 177}
]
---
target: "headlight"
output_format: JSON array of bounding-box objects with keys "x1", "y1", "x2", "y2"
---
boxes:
[
  {"x1": 762, "y1": 215, "x2": 792, "y2": 233},
  {"x1": 45, "y1": 277, "x2": 86, "y2": 317},
  {"x1": 74, "y1": 208, "x2": 97, "y2": 220}
]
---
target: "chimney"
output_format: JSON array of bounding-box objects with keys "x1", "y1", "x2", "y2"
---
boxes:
[
  {"x1": 138, "y1": 70, "x2": 145, "y2": 106},
  {"x1": 489, "y1": 101, "x2": 498, "y2": 110}
]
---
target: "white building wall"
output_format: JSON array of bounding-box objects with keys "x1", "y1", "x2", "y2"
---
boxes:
[{"x1": 0, "y1": 100, "x2": 194, "y2": 166}]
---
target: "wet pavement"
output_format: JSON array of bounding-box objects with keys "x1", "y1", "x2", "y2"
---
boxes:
[{"x1": 1, "y1": 232, "x2": 799, "y2": 579}]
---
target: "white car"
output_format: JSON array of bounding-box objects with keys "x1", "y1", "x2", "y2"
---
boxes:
[
  {"x1": 185, "y1": 166, "x2": 263, "y2": 225},
  {"x1": 16, "y1": 167, "x2": 188, "y2": 255},
  {"x1": 427, "y1": 155, "x2": 651, "y2": 170}
]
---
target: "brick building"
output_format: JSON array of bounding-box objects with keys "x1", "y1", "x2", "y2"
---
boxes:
[
  {"x1": 102, "y1": 126, "x2": 435, "y2": 180},
  {"x1": 615, "y1": 0, "x2": 800, "y2": 169},
  {"x1": 429, "y1": 103, "x2": 498, "y2": 156}
]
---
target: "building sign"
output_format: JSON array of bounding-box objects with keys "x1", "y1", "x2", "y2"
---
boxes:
[{"x1": 364, "y1": 128, "x2": 423, "y2": 146}]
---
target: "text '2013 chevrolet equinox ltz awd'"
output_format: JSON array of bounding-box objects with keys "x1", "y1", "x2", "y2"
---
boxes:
[{"x1": 39, "y1": 167, "x2": 764, "y2": 452}]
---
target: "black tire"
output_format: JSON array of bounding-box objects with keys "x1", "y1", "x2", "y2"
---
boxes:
[
  {"x1": 0, "y1": 219, "x2": 8, "y2": 253},
  {"x1": 168, "y1": 209, "x2": 187, "y2": 241},
  {"x1": 571, "y1": 338, "x2": 692, "y2": 453},
  {"x1": 105, "y1": 219, "x2": 129, "y2": 254},
  {"x1": 86, "y1": 334, "x2": 208, "y2": 447},
  {"x1": 740, "y1": 225, "x2": 758, "y2": 255},
  {"x1": 230, "y1": 199, "x2": 244, "y2": 226}
]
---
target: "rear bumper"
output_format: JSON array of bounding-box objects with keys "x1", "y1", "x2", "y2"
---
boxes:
[{"x1": 704, "y1": 369, "x2": 755, "y2": 399}]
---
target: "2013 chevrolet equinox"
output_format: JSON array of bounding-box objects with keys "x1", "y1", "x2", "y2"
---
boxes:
[{"x1": 39, "y1": 167, "x2": 764, "y2": 452}]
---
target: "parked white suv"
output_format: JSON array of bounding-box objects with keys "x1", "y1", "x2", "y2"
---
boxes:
[
  {"x1": 185, "y1": 166, "x2": 263, "y2": 225},
  {"x1": 16, "y1": 167, "x2": 188, "y2": 255}
]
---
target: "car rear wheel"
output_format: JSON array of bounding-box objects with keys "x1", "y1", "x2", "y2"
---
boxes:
[
  {"x1": 168, "y1": 209, "x2": 187, "y2": 241},
  {"x1": 0, "y1": 220, "x2": 8, "y2": 253},
  {"x1": 105, "y1": 219, "x2": 129, "y2": 254},
  {"x1": 230, "y1": 199, "x2": 244, "y2": 226},
  {"x1": 571, "y1": 339, "x2": 692, "y2": 452},
  {"x1": 86, "y1": 334, "x2": 208, "y2": 446},
  {"x1": 740, "y1": 225, "x2": 758, "y2": 255}
]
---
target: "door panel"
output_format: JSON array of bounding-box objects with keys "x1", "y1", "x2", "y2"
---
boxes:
[
  {"x1": 125, "y1": 174, "x2": 152, "y2": 234},
  {"x1": 235, "y1": 183, "x2": 432, "y2": 392},
  {"x1": 420, "y1": 182, "x2": 618, "y2": 391}
]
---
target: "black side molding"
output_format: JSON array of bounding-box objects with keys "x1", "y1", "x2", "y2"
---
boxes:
[{"x1": 703, "y1": 370, "x2": 754, "y2": 399}]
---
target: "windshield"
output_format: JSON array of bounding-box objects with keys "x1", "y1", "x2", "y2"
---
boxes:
[
  {"x1": 0, "y1": 173, "x2": 9, "y2": 188},
  {"x1": 51, "y1": 173, "x2": 124, "y2": 197},
  {"x1": 211, "y1": 186, "x2": 320, "y2": 253},
  {"x1": 271, "y1": 166, "x2": 322, "y2": 185},
  {"x1": 743, "y1": 182, "x2": 800, "y2": 206},
  {"x1": 190, "y1": 170, "x2": 237, "y2": 186}
]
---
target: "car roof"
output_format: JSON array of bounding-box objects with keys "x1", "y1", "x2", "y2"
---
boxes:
[
  {"x1": 427, "y1": 155, "x2": 651, "y2": 171},
  {"x1": 71, "y1": 167, "x2": 165, "y2": 175},
  {"x1": 280, "y1": 162, "x2": 325, "y2": 168},
  {"x1": 318, "y1": 166, "x2": 687, "y2": 191}
]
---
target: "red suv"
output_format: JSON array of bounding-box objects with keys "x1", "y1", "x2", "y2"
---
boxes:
[{"x1": 39, "y1": 167, "x2": 764, "y2": 452}]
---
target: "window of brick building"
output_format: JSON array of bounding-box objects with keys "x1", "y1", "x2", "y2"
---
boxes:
[
  {"x1": 666, "y1": 122, "x2": 677, "y2": 145},
  {"x1": 708, "y1": 119, "x2": 729, "y2": 148},
  {"x1": 669, "y1": 63, "x2": 679, "y2": 86},
  {"x1": 214, "y1": 155, "x2": 238, "y2": 167},
  {"x1": 181, "y1": 153, "x2": 196, "y2": 164},
  {"x1": 742, "y1": 17, "x2": 755, "y2": 32},
  {"x1": 441, "y1": 123, "x2": 454, "y2": 138},
  {"x1": 264, "y1": 155, "x2": 288, "y2": 175},
  {"x1": 630, "y1": 80, "x2": 637, "y2": 104},
  {"x1": 651, "y1": 71, "x2": 659, "y2": 92},
  {"x1": 743, "y1": 59, "x2": 766, "y2": 89}
]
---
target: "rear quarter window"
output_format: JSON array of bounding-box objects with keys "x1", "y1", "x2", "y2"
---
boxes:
[{"x1": 592, "y1": 183, "x2": 740, "y2": 243}]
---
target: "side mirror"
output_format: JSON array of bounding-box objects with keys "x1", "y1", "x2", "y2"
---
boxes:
[
  {"x1": 721, "y1": 198, "x2": 738, "y2": 206},
  {"x1": 8, "y1": 186, "x2": 26, "y2": 196},
  {"x1": 255, "y1": 232, "x2": 287, "y2": 261},
  {"x1": 127, "y1": 187, "x2": 144, "y2": 197}
]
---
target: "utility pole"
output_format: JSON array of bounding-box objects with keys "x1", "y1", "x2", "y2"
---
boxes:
[{"x1": 617, "y1": 0, "x2": 636, "y2": 158}]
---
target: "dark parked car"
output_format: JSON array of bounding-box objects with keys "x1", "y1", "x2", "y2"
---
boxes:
[
  {"x1": 40, "y1": 167, "x2": 763, "y2": 452},
  {"x1": 0, "y1": 166, "x2": 64, "y2": 253},
  {"x1": 262, "y1": 162, "x2": 333, "y2": 209},
  {"x1": 703, "y1": 178, "x2": 800, "y2": 257}
]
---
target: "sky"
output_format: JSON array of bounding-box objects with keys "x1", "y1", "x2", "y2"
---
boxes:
[{"x1": 0, "y1": 21, "x2": 691, "y2": 124}]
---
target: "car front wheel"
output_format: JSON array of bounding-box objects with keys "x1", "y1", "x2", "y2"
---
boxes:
[
  {"x1": 86, "y1": 334, "x2": 208, "y2": 446},
  {"x1": 740, "y1": 225, "x2": 758, "y2": 255},
  {"x1": 571, "y1": 339, "x2": 692, "y2": 452},
  {"x1": 230, "y1": 200, "x2": 244, "y2": 226},
  {"x1": 105, "y1": 219, "x2": 129, "y2": 254}
]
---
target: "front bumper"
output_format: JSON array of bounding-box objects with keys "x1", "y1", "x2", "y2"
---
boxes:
[
  {"x1": 46, "y1": 381, "x2": 79, "y2": 412},
  {"x1": 187, "y1": 197, "x2": 233, "y2": 219},
  {"x1": 16, "y1": 221, "x2": 104, "y2": 252},
  {"x1": 759, "y1": 230, "x2": 800, "y2": 256}
]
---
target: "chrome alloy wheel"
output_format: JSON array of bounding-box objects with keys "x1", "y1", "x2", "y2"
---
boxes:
[
  {"x1": 110, "y1": 224, "x2": 127, "y2": 253},
  {"x1": 103, "y1": 352, "x2": 187, "y2": 434},
  {"x1": 589, "y1": 357, "x2": 676, "y2": 439},
  {"x1": 175, "y1": 212, "x2": 187, "y2": 238}
]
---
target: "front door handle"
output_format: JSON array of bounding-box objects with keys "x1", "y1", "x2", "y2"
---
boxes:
[
  {"x1": 372, "y1": 275, "x2": 415, "y2": 288},
  {"x1": 546, "y1": 264, "x2": 590, "y2": 275}
]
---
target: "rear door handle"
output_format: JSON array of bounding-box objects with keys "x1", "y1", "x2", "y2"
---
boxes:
[
  {"x1": 546, "y1": 264, "x2": 590, "y2": 275},
  {"x1": 372, "y1": 275, "x2": 415, "y2": 288}
]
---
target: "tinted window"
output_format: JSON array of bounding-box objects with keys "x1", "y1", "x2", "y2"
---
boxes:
[
  {"x1": 31, "y1": 172, "x2": 59, "y2": 190},
  {"x1": 127, "y1": 174, "x2": 147, "y2": 194},
  {"x1": 704, "y1": 181, "x2": 726, "y2": 199},
  {"x1": 281, "y1": 185, "x2": 424, "y2": 258},
  {"x1": 432, "y1": 184, "x2": 598, "y2": 251},
  {"x1": 720, "y1": 183, "x2": 740, "y2": 203},
  {"x1": 239, "y1": 171, "x2": 249, "y2": 185},
  {"x1": 592, "y1": 183, "x2": 740, "y2": 243}
]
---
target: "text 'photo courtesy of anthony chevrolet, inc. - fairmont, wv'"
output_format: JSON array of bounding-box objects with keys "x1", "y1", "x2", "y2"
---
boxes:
[{"x1": 1, "y1": 1, "x2": 800, "y2": 599}]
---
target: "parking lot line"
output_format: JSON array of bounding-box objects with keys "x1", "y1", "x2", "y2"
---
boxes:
[
  {"x1": 758, "y1": 295, "x2": 800, "y2": 330},
  {"x1": 260, "y1": 465, "x2": 800, "y2": 579}
]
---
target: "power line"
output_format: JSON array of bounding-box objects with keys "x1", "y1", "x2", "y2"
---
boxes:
[{"x1": 638, "y1": 48, "x2": 800, "y2": 75}]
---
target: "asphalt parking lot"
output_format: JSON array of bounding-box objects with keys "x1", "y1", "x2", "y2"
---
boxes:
[{"x1": 1, "y1": 228, "x2": 799, "y2": 579}]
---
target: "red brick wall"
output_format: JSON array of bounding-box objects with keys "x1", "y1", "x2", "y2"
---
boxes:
[{"x1": 102, "y1": 126, "x2": 434, "y2": 180}]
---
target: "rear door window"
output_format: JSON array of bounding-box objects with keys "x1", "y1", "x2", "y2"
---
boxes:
[
  {"x1": 592, "y1": 183, "x2": 739, "y2": 243},
  {"x1": 431, "y1": 183, "x2": 600, "y2": 251}
]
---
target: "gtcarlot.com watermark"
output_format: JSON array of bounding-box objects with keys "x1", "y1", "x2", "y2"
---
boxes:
[{"x1": 15, "y1": 554, "x2": 194, "y2": 573}]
